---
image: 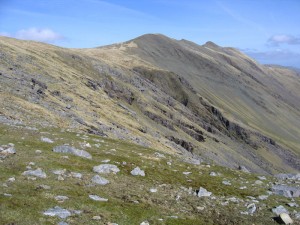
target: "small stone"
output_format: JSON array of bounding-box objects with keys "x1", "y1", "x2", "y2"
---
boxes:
[
  {"x1": 58, "y1": 175, "x2": 65, "y2": 181},
  {"x1": 92, "y1": 216, "x2": 101, "y2": 220},
  {"x1": 131, "y1": 167, "x2": 145, "y2": 176},
  {"x1": 52, "y1": 169, "x2": 66, "y2": 175},
  {"x1": 101, "y1": 159, "x2": 111, "y2": 163},
  {"x1": 222, "y1": 181, "x2": 231, "y2": 186},
  {"x1": 197, "y1": 187, "x2": 212, "y2": 197},
  {"x1": 4, "y1": 193, "x2": 12, "y2": 197},
  {"x1": 35, "y1": 150, "x2": 42, "y2": 154},
  {"x1": 183, "y1": 172, "x2": 192, "y2": 175},
  {"x1": 258, "y1": 195, "x2": 269, "y2": 200},
  {"x1": 272, "y1": 205, "x2": 289, "y2": 216},
  {"x1": 254, "y1": 180, "x2": 263, "y2": 185},
  {"x1": 167, "y1": 162, "x2": 172, "y2": 166},
  {"x1": 55, "y1": 196, "x2": 69, "y2": 202},
  {"x1": 93, "y1": 164, "x2": 120, "y2": 174},
  {"x1": 239, "y1": 186, "x2": 247, "y2": 189},
  {"x1": 70, "y1": 172, "x2": 82, "y2": 179},
  {"x1": 279, "y1": 213, "x2": 293, "y2": 224},
  {"x1": 22, "y1": 168, "x2": 47, "y2": 178},
  {"x1": 140, "y1": 221, "x2": 150, "y2": 225},
  {"x1": 41, "y1": 137, "x2": 54, "y2": 143},
  {"x1": 210, "y1": 172, "x2": 217, "y2": 176},
  {"x1": 150, "y1": 188, "x2": 157, "y2": 193},
  {"x1": 257, "y1": 176, "x2": 266, "y2": 180},
  {"x1": 89, "y1": 195, "x2": 108, "y2": 201},
  {"x1": 7, "y1": 177, "x2": 15, "y2": 182},
  {"x1": 91, "y1": 175, "x2": 109, "y2": 185}
]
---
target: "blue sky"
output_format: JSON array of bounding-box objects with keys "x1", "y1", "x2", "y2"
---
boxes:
[{"x1": 0, "y1": 0, "x2": 300, "y2": 67}]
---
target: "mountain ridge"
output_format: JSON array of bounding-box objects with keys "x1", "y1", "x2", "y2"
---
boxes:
[{"x1": 0, "y1": 34, "x2": 299, "y2": 175}]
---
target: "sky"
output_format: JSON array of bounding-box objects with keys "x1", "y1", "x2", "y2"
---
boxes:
[{"x1": 0, "y1": 0, "x2": 300, "y2": 67}]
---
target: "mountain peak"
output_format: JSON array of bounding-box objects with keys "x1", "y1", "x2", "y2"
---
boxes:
[{"x1": 203, "y1": 41, "x2": 220, "y2": 49}]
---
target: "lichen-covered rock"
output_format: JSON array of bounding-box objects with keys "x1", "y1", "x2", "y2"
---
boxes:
[{"x1": 43, "y1": 206, "x2": 71, "y2": 219}]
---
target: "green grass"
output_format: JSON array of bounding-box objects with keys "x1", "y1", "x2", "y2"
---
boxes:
[{"x1": 0, "y1": 123, "x2": 299, "y2": 225}]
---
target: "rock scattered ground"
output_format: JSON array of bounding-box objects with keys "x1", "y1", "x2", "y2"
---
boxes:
[{"x1": 0, "y1": 124, "x2": 300, "y2": 224}]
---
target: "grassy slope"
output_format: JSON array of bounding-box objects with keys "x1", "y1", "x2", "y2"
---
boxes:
[{"x1": 1, "y1": 123, "x2": 299, "y2": 225}]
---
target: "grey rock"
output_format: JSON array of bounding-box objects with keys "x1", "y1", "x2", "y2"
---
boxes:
[
  {"x1": 247, "y1": 203, "x2": 256, "y2": 214},
  {"x1": 258, "y1": 195, "x2": 269, "y2": 200},
  {"x1": 41, "y1": 137, "x2": 54, "y2": 143},
  {"x1": 70, "y1": 172, "x2": 82, "y2": 179},
  {"x1": 287, "y1": 202, "x2": 299, "y2": 207},
  {"x1": 271, "y1": 185, "x2": 300, "y2": 198},
  {"x1": 210, "y1": 172, "x2": 218, "y2": 176},
  {"x1": 131, "y1": 167, "x2": 145, "y2": 176},
  {"x1": 0, "y1": 144, "x2": 16, "y2": 158},
  {"x1": 93, "y1": 164, "x2": 120, "y2": 174},
  {"x1": 272, "y1": 205, "x2": 289, "y2": 216},
  {"x1": 92, "y1": 216, "x2": 101, "y2": 220},
  {"x1": 254, "y1": 180, "x2": 263, "y2": 185},
  {"x1": 43, "y1": 206, "x2": 71, "y2": 219},
  {"x1": 279, "y1": 213, "x2": 293, "y2": 224},
  {"x1": 197, "y1": 187, "x2": 212, "y2": 197},
  {"x1": 140, "y1": 221, "x2": 150, "y2": 225},
  {"x1": 4, "y1": 193, "x2": 12, "y2": 197},
  {"x1": 150, "y1": 188, "x2": 157, "y2": 193},
  {"x1": 89, "y1": 195, "x2": 108, "y2": 201},
  {"x1": 53, "y1": 145, "x2": 92, "y2": 159},
  {"x1": 91, "y1": 175, "x2": 109, "y2": 185},
  {"x1": 257, "y1": 176, "x2": 266, "y2": 180},
  {"x1": 222, "y1": 181, "x2": 231, "y2": 186},
  {"x1": 52, "y1": 169, "x2": 66, "y2": 175},
  {"x1": 22, "y1": 168, "x2": 47, "y2": 178}
]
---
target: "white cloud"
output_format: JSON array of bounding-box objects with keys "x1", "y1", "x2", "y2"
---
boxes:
[
  {"x1": 15, "y1": 28, "x2": 64, "y2": 42},
  {"x1": 267, "y1": 34, "x2": 300, "y2": 46}
]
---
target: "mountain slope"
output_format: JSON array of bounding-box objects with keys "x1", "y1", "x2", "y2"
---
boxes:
[{"x1": 0, "y1": 34, "x2": 299, "y2": 175}]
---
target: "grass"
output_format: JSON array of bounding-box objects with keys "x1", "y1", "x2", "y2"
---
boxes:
[{"x1": 1, "y1": 123, "x2": 299, "y2": 225}]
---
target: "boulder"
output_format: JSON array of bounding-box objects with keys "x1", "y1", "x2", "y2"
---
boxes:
[
  {"x1": 53, "y1": 145, "x2": 92, "y2": 159},
  {"x1": 279, "y1": 213, "x2": 293, "y2": 224},
  {"x1": 93, "y1": 164, "x2": 120, "y2": 174}
]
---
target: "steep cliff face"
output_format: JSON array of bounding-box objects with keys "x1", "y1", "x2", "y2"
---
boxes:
[{"x1": 0, "y1": 34, "x2": 299, "y2": 174}]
